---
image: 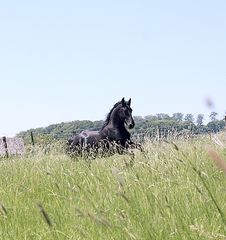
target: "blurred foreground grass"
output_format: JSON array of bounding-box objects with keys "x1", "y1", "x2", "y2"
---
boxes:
[{"x1": 0, "y1": 133, "x2": 226, "y2": 239}]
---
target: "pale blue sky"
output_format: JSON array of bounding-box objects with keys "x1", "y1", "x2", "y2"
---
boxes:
[{"x1": 0, "y1": 0, "x2": 225, "y2": 136}]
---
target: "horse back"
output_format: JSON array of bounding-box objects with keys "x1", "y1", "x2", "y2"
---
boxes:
[{"x1": 69, "y1": 130, "x2": 101, "y2": 149}]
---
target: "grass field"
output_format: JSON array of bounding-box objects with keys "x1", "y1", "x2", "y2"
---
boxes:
[{"x1": 0, "y1": 133, "x2": 226, "y2": 240}]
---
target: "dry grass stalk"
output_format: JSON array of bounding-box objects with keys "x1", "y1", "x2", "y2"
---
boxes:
[
  {"x1": 118, "y1": 191, "x2": 130, "y2": 203},
  {"x1": 37, "y1": 203, "x2": 52, "y2": 227},
  {"x1": 0, "y1": 203, "x2": 7, "y2": 216},
  {"x1": 111, "y1": 167, "x2": 125, "y2": 187},
  {"x1": 87, "y1": 213, "x2": 111, "y2": 227}
]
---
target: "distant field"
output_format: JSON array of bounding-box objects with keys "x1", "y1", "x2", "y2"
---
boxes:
[{"x1": 0, "y1": 133, "x2": 226, "y2": 240}]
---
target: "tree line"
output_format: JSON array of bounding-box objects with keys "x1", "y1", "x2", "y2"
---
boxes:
[{"x1": 17, "y1": 111, "x2": 225, "y2": 143}]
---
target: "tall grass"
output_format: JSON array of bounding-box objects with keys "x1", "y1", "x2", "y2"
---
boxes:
[{"x1": 0, "y1": 133, "x2": 226, "y2": 239}]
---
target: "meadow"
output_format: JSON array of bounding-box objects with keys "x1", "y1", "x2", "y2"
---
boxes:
[{"x1": 0, "y1": 133, "x2": 226, "y2": 240}]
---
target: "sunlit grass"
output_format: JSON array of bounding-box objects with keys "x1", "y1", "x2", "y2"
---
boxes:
[{"x1": 0, "y1": 133, "x2": 226, "y2": 239}]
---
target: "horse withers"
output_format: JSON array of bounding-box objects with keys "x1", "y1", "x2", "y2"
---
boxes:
[{"x1": 67, "y1": 97, "x2": 138, "y2": 156}]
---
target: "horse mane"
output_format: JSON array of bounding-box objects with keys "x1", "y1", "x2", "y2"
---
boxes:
[{"x1": 101, "y1": 101, "x2": 122, "y2": 130}]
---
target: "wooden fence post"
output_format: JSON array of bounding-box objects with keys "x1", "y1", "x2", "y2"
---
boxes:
[
  {"x1": 31, "y1": 132, "x2": 35, "y2": 146},
  {"x1": 2, "y1": 137, "x2": 9, "y2": 158},
  {"x1": 156, "y1": 127, "x2": 160, "y2": 141}
]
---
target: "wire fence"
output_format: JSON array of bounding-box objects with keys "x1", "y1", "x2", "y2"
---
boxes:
[{"x1": 0, "y1": 137, "x2": 25, "y2": 157}]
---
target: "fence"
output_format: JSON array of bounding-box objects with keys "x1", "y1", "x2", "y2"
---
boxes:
[{"x1": 0, "y1": 137, "x2": 25, "y2": 157}]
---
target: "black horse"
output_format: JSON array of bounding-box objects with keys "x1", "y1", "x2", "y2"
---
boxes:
[{"x1": 67, "y1": 98, "x2": 136, "y2": 156}]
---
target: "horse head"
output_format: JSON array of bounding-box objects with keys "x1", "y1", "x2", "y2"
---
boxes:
[{"x1": 118, "y1": 97, "x2": 135, "y2": 129}]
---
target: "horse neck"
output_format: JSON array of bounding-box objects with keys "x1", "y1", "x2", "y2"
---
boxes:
[{"x1": 109, "y1": 109, "x2": 127, "y2": 131}]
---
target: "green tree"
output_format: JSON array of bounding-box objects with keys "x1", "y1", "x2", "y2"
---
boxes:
[
  {"x1": 144, "y1": 115, "x2": 158, "y2": 121},
  {"x1": 172, "y1": 113, "x2": 183, "y2": 122},
  {"x1": 209, "y1": 112, "x2": 218, "y2": 121},
  {"x1": 156, "y1": 113, "x2": 170, "y2": 120},
  {"x1": 196, "y1": 114, "x2": 204, "y2": 126},
  {"x1": 207, "y1": 120, "x2": 225, "y2": 133},
  {"x1": 184, "y1": 114, "x2": 194, "y2": 123}
]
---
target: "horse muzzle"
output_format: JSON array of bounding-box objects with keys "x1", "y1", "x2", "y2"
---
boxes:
[
  {"x1": 125, "y1": 117, "x2": 135, "y2": 129},
  {"x1": 127, "y1": 121, "x2": 135, "y2": 129}
]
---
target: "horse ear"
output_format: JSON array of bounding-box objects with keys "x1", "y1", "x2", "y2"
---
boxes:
[
  {"x1": 127, "y1": 98, "x2": 131, "y2": 106},
  {"x1": 121, "y1": 97, "x2": 126, "y2": 106}
]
